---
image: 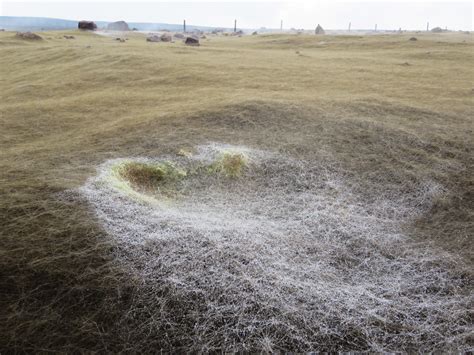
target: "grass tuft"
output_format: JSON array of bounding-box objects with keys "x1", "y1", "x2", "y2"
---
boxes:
[
  {"x1": 209, "y1": 152, "x2": 248, "y2": 177},
  {"x1": 115, "y1": 161, "x2": 185, "y2": 191}
]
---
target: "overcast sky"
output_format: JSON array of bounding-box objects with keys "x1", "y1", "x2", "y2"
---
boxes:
[{"x1": 1, "y1": 0, "x2": 472, "y2": 30}]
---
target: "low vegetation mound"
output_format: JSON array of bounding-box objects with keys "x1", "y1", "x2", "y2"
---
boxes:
[
  {"x1": 78, "y1": 143, "x2": 472, "y2": 352},
  {"x1": 15, "y1": 31, "x2": 42, "y2": 40}
]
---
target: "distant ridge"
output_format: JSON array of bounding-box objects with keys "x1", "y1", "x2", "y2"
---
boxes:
[{"x1": 0, "y1": 16, "x2": 229, "y2": 32}]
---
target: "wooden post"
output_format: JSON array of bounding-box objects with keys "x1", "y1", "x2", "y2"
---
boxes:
[
  {"x1": 348, "y1": 22, "x2": 351, "y2": 31},
  {"x1": 234, "y1": 19, "x2": 237, "y2": 32},
  {"x1": 280, "y1": 20, "x2": 283, "y2": 31},
  {"x1": 375, "y1": 24, "x2": 377, "y2": 32},
  {"x1": 426, "y1": 22, "x2": 429, "y2": 31},
  {"x1": 183, "y1": 19, "x2": 186, "y2": 33}
]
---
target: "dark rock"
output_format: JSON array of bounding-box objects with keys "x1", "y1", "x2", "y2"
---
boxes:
[
  {"x1": 78, "y1": 21, "x2": 97, "y2": 30},
  {"x1": 64, "y1": 35, "x2": 75, "y2": 39},
  {"x1": 409, "y1": 37, "x2": 417, "y2": 41},
  {"x1": 431, "y1": 27, "x2": 443, "y2": 33},
  {"x1": 252, "y1": 31, "x2": 258, "y2": 35},
  {"x1": 185, "y1": 37, "x2": 200, "y2": 46},
  {"x1": 174, "y1": 33, "x2": 185, "y2": 39}
]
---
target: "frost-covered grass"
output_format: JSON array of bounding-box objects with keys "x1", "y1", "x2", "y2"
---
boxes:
[
  {"x1": 79, "y1": 143, "x2": 472, "y2": 352},
  {"x1": 1, "y1": 30, "x2": 472, "y2": 352}
]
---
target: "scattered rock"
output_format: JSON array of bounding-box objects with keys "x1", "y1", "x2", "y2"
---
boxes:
[
  {"x1": 146, "y1": 35, "x2": 161, "y2": 42},
  {"x1": 132, "y1": 27, "x2": 139, "y2": 31},
  {"x1": 252, "y1": 31, "x2": 258, "y2": 35},
  {"x1": 78, "y1": 21, "x2": 97, "y2": 30},
  {"x1": 409, "y1": 37, "x2": 417, "y2": 41},
  {"x1": 431, "y1": 27, "x2": 443, "y2": 33},
  {"x1": 400, "y1": 62, "x2": 411, "y2": 66},
  {"x1": 200, "y1": 35, "x2": 207, "y2": 39},
  {"x1": 0, "y1": 29, "x2": 5, "y2": 32},
  {"x1": 107, "y1": 21, "x2": 130, "y2": 31},
  {"x1": 15, "y1": 31, "x2": 42, "y2": 40},
  {"x1": 160, "y1": 33, "x2": 172, "y2": 42},
  {"x1": 174, "y1": 33, "x2": 185, "y2": 39},
  {"x1": 64, "y1": 35, "x2": 75, "y2": 39},
  {"x1": 315, "y1": 24, "x2": 325, "y2": 35},
  {"x1": 185, "y1": 37, "x2": 200, "y2": 46}
]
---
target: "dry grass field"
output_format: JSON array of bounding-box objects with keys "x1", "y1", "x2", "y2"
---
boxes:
[{"x1": 1, "y1": 29, "x2": 473, "y2": 352}]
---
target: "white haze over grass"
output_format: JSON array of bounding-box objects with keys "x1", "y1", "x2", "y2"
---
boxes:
[{"x1": 78, "y1": 143, "x2": 472, "y2": 351}]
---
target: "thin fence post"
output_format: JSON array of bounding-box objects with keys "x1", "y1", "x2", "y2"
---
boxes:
[
  {"x1": 348, "y1": 22, "x2": 351, "y2": 31},
  {"x1": 234, "y1": 19, "x2": 237, "y2": 33},
  {"x1": 183, "y1": 19, "x2": 186, "y2": 33},
  {"x1": 426, "y1": 22, "x2": 429, "y2": 31}
]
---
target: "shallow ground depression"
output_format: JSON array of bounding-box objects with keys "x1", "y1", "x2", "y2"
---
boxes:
[{"x1": 79, "y1": 143, "x2": 472, "y2": 352}]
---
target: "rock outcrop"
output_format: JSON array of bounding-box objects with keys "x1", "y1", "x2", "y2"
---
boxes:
[
  {"x1": 107, "y1": 21, "x2": 130, "y2": 31},
  {"x1": 315, "y1": 24, "x2": 325, "y2": 35}
]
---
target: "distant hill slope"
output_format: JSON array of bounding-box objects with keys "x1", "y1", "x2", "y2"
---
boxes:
[{"x1": 0, "y1": 16, "x2": 227, "y2": 32}]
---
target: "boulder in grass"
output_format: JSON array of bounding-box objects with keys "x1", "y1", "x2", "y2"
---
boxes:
[
  {"x1": 174, "y1": 33, "x2": 185, "y2": 39},
  {"x1": 315, "y1": 24, "x2": 325, "y2": 35},
  {"x1": 78, "y1": 21, "x2": 97, "y2": 30},
  {"x1": 409, "y1": 37, "x2": 417, "y2": 41},
  {"x1": 16, "y1": 31, "x2": 42, "y2": 40},
  {"x1": 146, "y1": 35, "x2": 161, "y2": 42},
  {"x1": 431, "y1": 27, "x2": 443, "y2": 33},
  {"x1": 184, "y1": 36, "x2": 200, "y2": 46},
  {"x1": 160, "y1": 33, "x2": 172, "y2": 42},
  {"x1": 107, "y1": 21, "x2": 130, "y2": 31}
]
